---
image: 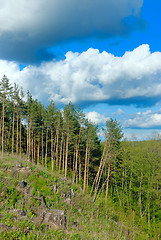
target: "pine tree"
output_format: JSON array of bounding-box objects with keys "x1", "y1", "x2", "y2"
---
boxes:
[{"x1": 0, "y1": 75, "x2": 13, "y2": 155}]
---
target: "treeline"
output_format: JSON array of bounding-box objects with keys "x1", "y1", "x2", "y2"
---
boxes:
[
  {"x1": 0, "y1": 75, "x2": 161, "y2": 237},
  {"x1": 0, "y1": 75, "x2": 101, "y2": 192}
]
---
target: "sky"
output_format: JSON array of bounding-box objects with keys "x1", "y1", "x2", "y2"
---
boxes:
[{"x1": 0, "y1": 0, "x2": 161, "y2": 140}]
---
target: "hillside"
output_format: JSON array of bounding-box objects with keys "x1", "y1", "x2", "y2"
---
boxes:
[{"x1": 0, "y1": 152, "x2": 152, "y2": 240}]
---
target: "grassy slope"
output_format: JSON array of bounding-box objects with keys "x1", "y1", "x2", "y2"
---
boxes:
[{"x1": 0, "y1": 153, "x2": 149, "y2": 240}]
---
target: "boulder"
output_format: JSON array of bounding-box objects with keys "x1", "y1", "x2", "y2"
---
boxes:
[
  {"x1": 43, "y1": 209, "x2": 66, "y2": 229},
  {"x1": 18, "y1": 180, "x2": 27, "y2": 188}
]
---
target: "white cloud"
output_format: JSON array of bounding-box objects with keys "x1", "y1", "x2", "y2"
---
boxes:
[
  {"x1": 0, "y1": 44, "x2": 161, "y2": 107},
  {"x1": 125, "y1": 109, "x2": 161, "y2": 128},
  {"x1": 117, "y1": 108, "x2": 124, "y2": 115},
  {"x1": 85, "y1": 111, "x2": 109, "y2": 125},
  {"x1": 0, "y1": 0, "x2": 144, "y2": 62}
]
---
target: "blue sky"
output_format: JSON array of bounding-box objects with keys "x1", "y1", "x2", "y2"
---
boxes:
[{"x1": 0, "y1": 0, "x2": 161, "y2": 140}]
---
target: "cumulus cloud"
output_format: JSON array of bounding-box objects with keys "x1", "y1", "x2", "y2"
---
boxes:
[
  {"x1": 0, "y1": 0, "x2": 144, "y2": 62},
  {"x1": 85, "y1": 111, "x2": 109, "y2": 125},
  {"x1": 125, "y1": 109, "x2": 161, "y2": 128},
  {"x1": 0, "y1": 44, "x2": 161, "y2": 107},
  {"x1": 117, "y1": 108, "x2": 125, "y2": 115}
]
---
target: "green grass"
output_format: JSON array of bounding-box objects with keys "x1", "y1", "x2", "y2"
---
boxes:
[{"x1": 0, "y1": 152, "x2": 158, "y2": 239}]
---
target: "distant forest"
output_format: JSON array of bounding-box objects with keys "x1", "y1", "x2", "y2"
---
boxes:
[{"x1": 0, "y1": 75, "x2": 161, "y2": 237}]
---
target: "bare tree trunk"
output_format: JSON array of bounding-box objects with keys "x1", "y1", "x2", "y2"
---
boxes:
[
  {"x1": 12, "y1": 103, "x2": 15, "y2": 154},
  {"x1": 0, "y1": 115, "x2": 2, "y2": 150},
  {"x1": 27, "y1": 117, "x2": 29, "y2": 158},
  {"x1": 62, "y1": 138, "x2": 65, "y2": 172},
  {"x1": 79, "y1": 152, "x2": 81, "y2": 183},
  {"x1": 29, "y1": 120, "x2": 31, "y2": 160},
  {"x1": 65, "y1": 132, "x2": 69, "y2": 178},
  {"x1": 41, "y1": 127, "x2": 44, "y2": 166},
  {"x1": 93, "y1": 159, "x2": 106, "y2": 202},
  {"x1": 59, "y1": 132, "x2": 63, "y2": 173},
  {"x1": 91, "y1": 140, "x2": 107, "y2": 195},
  {"x1": 34, "y1": 133, "x2": 36, "y2": 163},
  {"x1": 86, "y1": 154, "x2": 89, "y2": 191},
  {"x1": 19, "y1": 115, "x2": 22, "y2": 159},
  {"x1": 105, "y1": 162, "x2": 111, "y2": 206},
  {"x1": 73, "y1": 148, "x2": 75, "y2": 174},
  {"x1": 51, "y1": 128, "x2": 54, "y2": 171},
  {"x1": 139, "y1": 171, "x2": 143, "y2": 218},
  {"x1": 37, "y1": 132, "x2": 40, "y2": 166},
  {"x1": 45, "y1": 127, "x2": 48, "y2": 168},
  {"x1": 2, "y1": 96, "x2": 4, "y2": 153},
  {"x1": 73, "y1": 140, "x2": 78, "y2": 184},
  {"x1": 56, "y1": 129, "x2": 59, "y2": 170},
  {"x1": 83, "y1": 140, "x2": 88, "y2": 193},
  {"x1": 16, "y1": 113, "x2": 19, "y2": 155},
  {"x1": 32, "y1": 130, "x2": 34, "y2": 163}
]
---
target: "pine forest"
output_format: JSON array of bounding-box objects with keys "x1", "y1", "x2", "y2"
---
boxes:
[{"x1": 0, "y1": 74, "x2": 161, "y2": 239}]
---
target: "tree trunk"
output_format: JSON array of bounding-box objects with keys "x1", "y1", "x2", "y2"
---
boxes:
[
  {"x1": 139, "y1": 171, "x2": 143, "y2": 218},
  {"x1": 86, "y1": 154, "x2": 89, "y2": 191},
  {"x1": 29, "y1": 120, "x2": 31, "y2": 160},
  {"x1": 62, "y1": 138, "x2": 65, "y2": 172},
  {"x1": 51, "y1": 128, "x2": 54, "y2": 171},
  {"x1": 91, "y1": 140, "x2": 107, "y2": 195},
  {"x1": 16, "y1": 113, "x2": 19, "y2": 155},
  {"x1": 79, "y1": 152, "x2": 81, "y2": 183},
  {"x1": 45, "y1": 127, "x2": 48, "y2": 168},
  {"x1": 12, "y1": 103, "x2": 15, "y2": 154},
  {"x1": 41, "y1": 127, "x2": 44, "y2": 166},
  {"x1": 56, "y1": 129, "x2": 59, "y2": 170},
  {"x1": 73, "y1": 140, "x2": 78, "y2": 184},
  {"x1": 32, "y1": 130, "x2": 34, "y2": 163},
  {"x1": 19, "y1": 115, "x2": 22, "y2": 159},
  {"x1": 59, "y1": 132, "x2": 63, "y2": 173},
  {"x1": 27, "y1": 116, "x2": 29, "y2": 158},
  {"x1": 34, "y1": 133, "x2": 36, "y2": 163},
  {"x1": 65, "y1": 132, "x2": 69, "y2": 178},
  {"x1": 37, "y1": 132, "x2": 40, "y2": 166},
  {"x1": 105, "y1": 161, "x2": 111, "y2": 206},
  {"x1": 83, "y1": 140, "x2": 88, "y2": 193},
  {"x1": 2, "y1": 93, "x2": 5, "y2": 155}
]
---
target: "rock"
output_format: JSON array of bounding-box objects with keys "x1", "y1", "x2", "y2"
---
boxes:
[
  {"x1": 9, "y1": 209, "x2": 27, "y2": 217},
  {"x1": 61, "y1": 191, "x2": 66, "y2": 198},
  {"x1": 64, "y1": 197, "x2": 71, "y2": 205},
  {"x1": 43, "y1": 209, "x2": 66, "y2": 229},
  {"x1": 70, "y1": 188, "x2": 75, "y2": 197},
  {"x1": 16, "y1": 162, "x2": 22, "y2": 168},
  {"x1": 18, "y1": 180, "x2": 27, "y2": 188},
  {"x1": 53, "y1": 184, "x2": 58, "y2": 193}
]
